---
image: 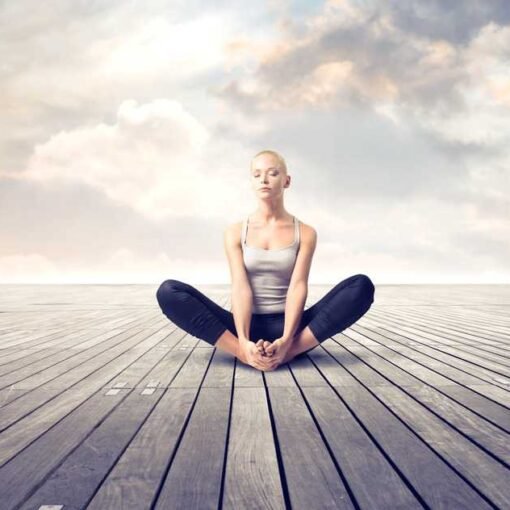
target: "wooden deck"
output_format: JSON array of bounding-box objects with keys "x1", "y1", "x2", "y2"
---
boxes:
[{"x1": 0, "y1": 283, "x2": 509, "y2": 509}]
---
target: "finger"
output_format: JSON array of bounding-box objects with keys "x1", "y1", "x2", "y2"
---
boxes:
[
  {"x1": 257, "y1": 357, "x2": 272, "y2": 367},
  {"x1": 255, "y1": 349, "x2": 268, "y2": 359},
  {"x1": 251, "y1": 360, "x2": 263, "y2": 370},
  {"x1": 254, "y1": 355, "x2": 269, "y2": 365},
  {"x1": 258, "y1": 356, "x2": 276, "y2": 368}
]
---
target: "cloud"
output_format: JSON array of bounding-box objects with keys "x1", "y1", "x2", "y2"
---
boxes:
[
  {"x1": 0, "y1": 253, "x2": 59, "y2": 284},
  {"x1": 0, "y1": 0, "x2": 240, "y2": 172},
  {"x1": 211, "y1": 1, "x2": 510, "y2": 243},
  {"x1": 0, "y1": 0, "x2": 509, "y2": 283},
  {"x1": 214, "y1": 1, "x2": 510, "y2": 147},
  {"x1": 384, "y1": 0, "x2": 510, "y2": 44},
  {"x1": 213, "y1": 1, "x2": 464, "y2": 114},
  {"x1": 2, "y1": 98, "x2": 257, "y2": 220}
]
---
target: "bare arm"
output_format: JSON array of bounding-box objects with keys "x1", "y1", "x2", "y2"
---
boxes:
[
  {"x1": 224, "y1": 223, "x2": 253, "y2": 345},
  {"x1": 281, "y1": 224, "x2": 317, "y2": 344}
]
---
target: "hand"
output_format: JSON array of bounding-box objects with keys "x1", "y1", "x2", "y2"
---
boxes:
[
  {"x1": 263, "y1": 338, "x2": 292, "y2": 369},
  {"x1": 256, "y1": 339, "x2": 282, "y2": 371},
  {"x1": 238, "y1": 340, "x2": 276, "y2": 371}
]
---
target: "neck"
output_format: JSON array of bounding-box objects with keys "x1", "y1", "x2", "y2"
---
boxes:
[{"x1": 253, "y1": 199, "x2": 289, "y2": 223}]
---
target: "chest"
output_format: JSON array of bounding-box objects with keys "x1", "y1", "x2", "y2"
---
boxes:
[
  {"x1": 243, "y1": 247, "x2": 297, "y2": 277},
  {"x1": 245, "y1": 220, "x2": 296, "y2": 251}
]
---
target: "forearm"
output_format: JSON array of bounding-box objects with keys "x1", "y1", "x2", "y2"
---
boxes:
[
  {"x1": 231, "y1": 284, "x2": 253, "y2": 344},
  {"x1": 281, "y1": 282, "x2": 307, "y2": 344}
]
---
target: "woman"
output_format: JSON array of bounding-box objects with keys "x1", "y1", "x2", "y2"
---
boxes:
[{"x1": 156, "y1": 150, "x2": 375, "y2": 372}]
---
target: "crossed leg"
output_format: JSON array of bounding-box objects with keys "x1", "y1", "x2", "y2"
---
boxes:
[{"x1": 159, "y1": 274, "x2": 374, "y2": 369}]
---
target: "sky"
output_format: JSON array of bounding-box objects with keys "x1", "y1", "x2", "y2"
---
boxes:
[{"x1": 1, "y1": 0, "x2": 509, "y2": 285}]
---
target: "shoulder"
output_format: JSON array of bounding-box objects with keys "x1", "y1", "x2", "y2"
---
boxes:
[
  {"x1": 297, "y1": 219, "x2": 317, "y2": 244},
  {"x1": 224, "y1": 220, "x2": 244, "y2": 235},
  {"x1": 223, "y1": 221, "x2": 244, "y2": 247}
]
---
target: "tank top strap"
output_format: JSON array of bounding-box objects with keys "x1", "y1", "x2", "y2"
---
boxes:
[
  {"x1": 294, "y1": 216, "x2": 300, "y2": 243},
  {"x1": 241, "y1": 217, "x2": 249, "y2": 246}
]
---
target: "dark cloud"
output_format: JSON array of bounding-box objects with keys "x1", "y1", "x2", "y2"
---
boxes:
[
  {"x1": 212, "y1": 3, "x2": 473, "y2": 120},
  {"x1": 384, "y1": 0, "x2": 510, "y2": 44}
]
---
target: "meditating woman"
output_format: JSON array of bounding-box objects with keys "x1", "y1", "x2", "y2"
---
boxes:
[{"x1": 156, "y1": 149, "x2": 375, "y2": 371}]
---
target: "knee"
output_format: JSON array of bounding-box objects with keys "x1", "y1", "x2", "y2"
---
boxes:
[
  {"x1": 156, "y1": 279, "x2": 185, "y2": 306},
  {"x1": 354, "y1": 274, "x2": 375, "y2": 304}
]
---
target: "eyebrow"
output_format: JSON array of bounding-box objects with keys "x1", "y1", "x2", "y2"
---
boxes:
[{"x1": 252, "y1": 167, "x2": 279, "y2": 171}]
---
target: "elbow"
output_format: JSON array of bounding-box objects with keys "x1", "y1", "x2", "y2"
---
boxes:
[
  {"x1": 231, "y1": 282, "x2": 253, "y2": 297},
  {"x1": 289, "y1": 280, "x2": 308, "y2": 295}
]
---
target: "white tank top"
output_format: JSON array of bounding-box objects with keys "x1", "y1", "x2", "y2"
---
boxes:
[{"x1": 241, "y1": 215, "x2": 300, "y2": 314}]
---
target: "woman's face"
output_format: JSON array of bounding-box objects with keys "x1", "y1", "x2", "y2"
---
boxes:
[{"x1": 250, "y1": 154, "x2": 289, "y2": 198}]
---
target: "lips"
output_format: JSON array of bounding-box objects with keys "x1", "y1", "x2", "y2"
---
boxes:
[{"x1": 260, "y1": 187, "x2": 271, "y2": 191}]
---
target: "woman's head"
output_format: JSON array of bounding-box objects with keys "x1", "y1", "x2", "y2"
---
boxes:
[
  {"x1": 250, "y1": 150, "x2": 290, "y2": 198},
  {"x1": 251, "y1": 149, "x2": 287, "y2": 176}
]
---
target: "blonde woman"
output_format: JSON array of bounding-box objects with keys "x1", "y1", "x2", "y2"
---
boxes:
[{"x1": 156, "y1": 150, "x2": 375, "y2": 371}]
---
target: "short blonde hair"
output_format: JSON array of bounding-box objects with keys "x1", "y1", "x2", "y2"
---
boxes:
[{"x1": 251, "y1": 149, "x2": 287, "y2": 175}]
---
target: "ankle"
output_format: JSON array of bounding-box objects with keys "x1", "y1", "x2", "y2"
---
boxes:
[{"x1": 236, "y1": 341, "x2": 248, "y2": 364}]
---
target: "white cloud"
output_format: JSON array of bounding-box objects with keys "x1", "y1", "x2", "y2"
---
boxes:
[
  {"x1": 96, "y1": 14, "x2": 232, "y2": 80},
  {"x1": 414, "y1": 22, "x2": 510, "y2": 145},
  {"x1": 4, "y1": 98, "x2": 256, "y2": 221},
  {"x1": 0, "y1": 253, "x2": 59, "y2": 283}
]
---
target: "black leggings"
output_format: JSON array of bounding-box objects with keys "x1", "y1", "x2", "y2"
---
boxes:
[{"x1": 155, "y1": 274, "x2": 375, "y2": 347}]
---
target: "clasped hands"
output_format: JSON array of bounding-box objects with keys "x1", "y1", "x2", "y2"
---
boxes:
[{"x1": 239, "y1": 337, "x2": 292, "y2": 372}]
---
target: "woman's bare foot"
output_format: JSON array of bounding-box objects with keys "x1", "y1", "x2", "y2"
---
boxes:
[
  {"x1": 256, "y1": 339, "x2": 266, "y2": 355},
  {"x1": 281, "y1": 348, "x2": 295, "y2": 364},
  {"x1": 255, "y1": 339, "x2": 296, "y2": 366},
  {"x1": 280, "y1": 326, "x2": 320, "y2": 364}
]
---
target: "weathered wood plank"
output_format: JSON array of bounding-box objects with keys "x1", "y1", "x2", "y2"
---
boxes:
[
  {"x1": 0, "y1": 283, "x2": 509, "y2": 510},
  {"x1": 85, "y1": 347, "x2": 232, "y2": 510},
  {"x1": 267, "y1": 385, "x2": 356, "y2": 509},
  {"x1": 223, "y1": 386, "x2": 286, "y2": 510},
  {"x1": 0, "y1": 329, "x2": 172, "y2": 462},
  {"x1": 288, "y1": 381, "x2": 422, "y2": 509},
  {"x1": 18, "y1": 390, "x2": 161, "y2": 510},
  {"x1": 318, "y1": 345, "x2": 510, "y2": 509},
  {"x1": 336, "y1": 328, "x2": 510, "y2": 432},
  {"x1": 153, "y1": 385, "x2": 231, "y2": 509},
  {"x1": 309, "y1": 347, "x2": 496, "y2": 509},
  {"x1": 359, "y1": 317, "x2": 510, "y2": 392},
  {"x1": 365, "y1": 312, "x2": 510, "y2": 377}
]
